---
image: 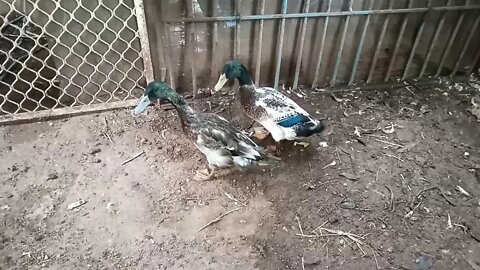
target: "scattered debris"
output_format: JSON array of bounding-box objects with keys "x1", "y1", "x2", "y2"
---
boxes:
[
  {"x1": 67, "y1": 199, "x2": 87, "y2": 210},
  {"x1": 412, "y1": 255, "x2": 434, "y2": 270},
  {"x1": 340, "y1": 201, "x2": 356, "y2": 209},
  {"x1": 456, "y1": 185, "x2": 471, "y2": 197},
  {"x1": 354, "y1": 127, "x2": 361, "y2": 137},
  {"x1": 319, "y1": 141, "x2": 328, "y2": 148},
  {"x1": 294, "y1": 141, "x2": 310, "y2": 148},
  {"x1": 46, "y1": 173, "x2": 58, "y2": 180},
  {"x1": 374, "y1": 138, "x2": 404, "y2": 148},
  {"x1": 1, "y1": 205, "x2": 11, "y2": 211},
  {"x1": 322, "y1": 160, "x2": 336, "y2": 169},
  {"x1": 198, "y1": 207, "x2": 241, "y2": 232},
  {"x1": 121, "y1": 151, "x2": 145, "y2": 165},
  {"x1": 447, "y1": 212, "x2": 453, "y2": 229},
  {"x1": 224, "y1": 192, "x2": 247, "y2": 207},
  {"x1": 381, "y1": 123, "x2": 395, "y2": 134},
  {"x1": 330, "y1": 92, "x2": 345, "y2": 103},
  {"x1": 338, "y1": 173, "x2": 359, "y2": 181}
]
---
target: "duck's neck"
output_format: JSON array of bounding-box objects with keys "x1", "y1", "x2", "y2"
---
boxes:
[
  {"x1": 165, "y1": 91, "x2": 195, "y2": 126},
  {"x1": 237, "y1": 68, "x2": 254, "y2": 87}
]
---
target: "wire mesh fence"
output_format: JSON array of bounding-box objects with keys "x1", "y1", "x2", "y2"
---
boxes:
[{"x1": 0, "y1": 0, "x2": 152, "y2": 122}]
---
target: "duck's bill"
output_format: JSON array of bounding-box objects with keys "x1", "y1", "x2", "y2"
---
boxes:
[
  {"x1": 213, "y1": 73, "x2": 228, "y2": 93},
  {"x1": 131, "y1": 95, "x2": 151, "y2": 117}
]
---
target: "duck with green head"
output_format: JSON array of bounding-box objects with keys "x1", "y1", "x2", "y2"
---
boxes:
[
  {"x1": 213, "y1": 61, "x2": 324, "y2": 152},
  {"x1": 133, "y1": 80, "x2": 270, "y2": 180}
]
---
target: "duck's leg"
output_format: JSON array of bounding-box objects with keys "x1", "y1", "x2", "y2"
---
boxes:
[{"x1": 194, "y1": 165, "x2": 216, "y2": 181}]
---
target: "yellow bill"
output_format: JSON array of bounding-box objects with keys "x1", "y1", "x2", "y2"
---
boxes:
[{"x1": 213, "y1": 73, "x2": 228, "y2": 93}]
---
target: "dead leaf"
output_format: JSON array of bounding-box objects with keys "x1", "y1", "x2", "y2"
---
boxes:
[{"x1": 294, "y1": 141, "x2": 310, "y2": 148}]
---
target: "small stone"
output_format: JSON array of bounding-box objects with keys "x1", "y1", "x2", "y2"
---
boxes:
[
  {"x1": 340, "y1": 201, "x2": 356, "y2": 209},
  {"x1": 412, "y1": 255, "x2": 434, "y2": 270},
  {"x1": 90, "y1": 148, "x2": 101, "y2": 155},
  {"x1": 46, "y1": 173, "x2": 58, "y2": 180}
]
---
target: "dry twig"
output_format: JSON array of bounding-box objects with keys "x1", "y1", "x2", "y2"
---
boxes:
[
  {"x1": 198, "y1": 207, "x2": 241, "y2": 232},
  {"x1": 224, "y1": 192, "x2": 247, "y2": 207},
  {"x1": 384, "y1": 185, "x2": 395, "y2": 212},
  {"x1": 374, "y1": 138, "x2": 404, "y2": 148},
  {"x1": 121, "y1": 151, "x2": 145, "y2": 165},
  {"x1": 410, "y1": 186, "x2": 456, "y2": 208}
]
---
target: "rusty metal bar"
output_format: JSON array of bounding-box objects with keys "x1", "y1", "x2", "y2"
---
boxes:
[
  {"x1": 211, "y1": 0, "x2": 218, "y2": 81},
  {"x1": 133, "y1": 0, "x2": 154, "y2": 83},
  {"x1": 348, "y1": 0, "x2": 374, "y2": 86},
  {"x1": 255, "y1": 0, "x2": 266, "y2": 86},
  {"x1": 186, "y1": 0, "x2": 197, "y2": 96},
  {"x1": 385, "y1": 0, "x2": 413, "y2": 82},
  {"x1": 293, "y1": 0, "x2": 310, "y2": 89},
  {"x1": 435, "y1": 0, "x2": 471, "y2": 78},
  {"x1": 0, "y1": 100, "x2": 139, "y2": 125},
  {"x1": 274, "y1": 0, "x2": 288, "y2": 90},
  {"x1": 234, "y1": 0, "x2": 241, "y2": 59},
  {"x1": 467, "y1": 49, "x2": 480, "y2": 75},
  {"x1": 312, "y1": 0, "x2": 332, "y2": 88},
  {"x1": 331, "y1": 0, "x2": 353, "y2": 87},
  {"x1": 163, "y1": 5, "x2": 480, "y2": 23},
  {"x1": 162, "y1": 23, "x2": 175, "y2": 89},
  {"x1": 402, "y1": 0, "x2": 433, "y2": 80},
  {"x1": 418, "y1": 0, "x2": 452, "y2": 79},
  {"x1": 367, "y1": 0, "x2": 393, "y2": 84},
  {"x1": 450, "y1": 14, "x2": 480, "y2": 77}
]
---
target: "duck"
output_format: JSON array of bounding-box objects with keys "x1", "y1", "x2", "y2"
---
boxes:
[
  {"x1": 132, "y1": 80, "x2": 272, "y2": 180},
  {"x1": 213, "y1": 61, "x2": 324, "y2": 150}
]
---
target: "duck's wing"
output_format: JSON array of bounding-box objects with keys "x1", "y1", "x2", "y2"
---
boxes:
[
  {"x1": 196, "y1": 113, "x2": 264, "y2": 161},
  {"x1": 254, "y1": 87, "x2": 319, "y2": 128}
]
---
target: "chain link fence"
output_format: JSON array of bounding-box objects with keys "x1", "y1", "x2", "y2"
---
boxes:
[{"x1": 0, "y1": 0, "x2": 152, "y2": 122}]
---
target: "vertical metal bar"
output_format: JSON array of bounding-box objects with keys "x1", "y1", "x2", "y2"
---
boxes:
[
  {"x1": 211, "y1": 0, "x2": 218, "y2": 80},
  {"x1": 274, "y1": 0, "x2": 288, "y2": 90},
  {"x1": 255, "y1": 0, "x2": 266, "y2": 86},
  {"x1": 133, "y1": 0, "x2": 154, "y2": 83},
  {"x1": 312, "y1": 0, "x2": 332, "y2": 88},
  {"x1": 293, "y1": 0, "x2": 311, "y2": 89},
  {"x1": 467, "y1": 49, "x2": 480, "y2": 75},
  {"x1": 402, "y1": 0, "x2": 433, "y2": 80},
  {"x1": 367, "y1": 0, "x2": 393, "y2": 84},
  {"x1": 450, "y1": 14, "x2": 480, "y2": 77},
  {"x1": 162, "y1": 23, "x2": 175, "y2": 89},
  {"x1": 419, "y1": 0, "x2": 452, "y2": 79},
  {"x1": 330, "y1": 0, "x2": 353, "y2": 87},
  {"x1": 348, "y1": 0, "x2": 374, "y2": 86},
  {"x1": 234, "y1": 0, "x2": 241, "y2": 59},
  {"x1": 435, "y1": 0, "x2": 471, "y2": 78},
  {"x1": 384, "y1": 0, "x2": 413, "y2": 82},
  {"x1": 186, "y1": 0, "x2": 197, "y2": 96}
]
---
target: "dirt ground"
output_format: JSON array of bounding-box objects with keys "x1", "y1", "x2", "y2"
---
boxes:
[{"x1": 1, "y1": 78, "x2": 480, "y2": 270}]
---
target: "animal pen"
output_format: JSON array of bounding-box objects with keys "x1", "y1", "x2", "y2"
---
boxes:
[{"x1": 0, "y1": 0, "x2": 479, "y2": 124}]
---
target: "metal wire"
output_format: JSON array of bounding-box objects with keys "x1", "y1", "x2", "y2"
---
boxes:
[{"x1": 0, "y1": 0, "x2": 152, "y2": 119}]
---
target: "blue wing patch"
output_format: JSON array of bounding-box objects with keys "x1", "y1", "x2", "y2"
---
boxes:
[{"x1": 277, "y1": 114, "x2": 308, "y2": 128}]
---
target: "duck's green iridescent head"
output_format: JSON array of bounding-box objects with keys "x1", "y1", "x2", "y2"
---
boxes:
[
  {"x1": 132, "y1": 80, "x2": 174, "y2": 116},
  {"x1": 213, "y1": 61, "x2": 252, "y2": 93}
]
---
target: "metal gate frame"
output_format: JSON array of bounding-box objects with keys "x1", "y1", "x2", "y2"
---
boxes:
[
  {"x1": 0, "y1": 0, "x2": 154, "y2": 125},
  {"x1": 156, "y1": 0, "x2": 480, "y2": 97}
]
